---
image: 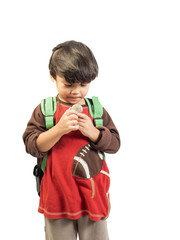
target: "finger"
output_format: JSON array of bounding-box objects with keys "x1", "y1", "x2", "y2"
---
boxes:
[
  {"x1": 78, "y1": 117, "x2": 85, "y2": 123},
  {"x1": 69, "y1": 114, "x2": 79, "y2": 120},
  {"x1": 78, "y1": 121, "x2": 84, "y2": 127},
  {"x1": 65, "y1": 108, "x2": 78, "y2": 116},
  {"x1": 64, "y1": 109, "x2": 78, "y2": 120},
  {"x1": 78, "y1": 119, "x2": 88, "y2": 126},
  {"x1": 69, "y1": 125, "x2": 79, "y2": 131},
  {"x1": 78, "y1": 125, "x2": 85, "y2": 131},
  {"x1": 69, "y1": 120, "x2": 79, "y2": 126},
  {"x1": 77, "y1": 113, "x2": 89, "y2": 120}
]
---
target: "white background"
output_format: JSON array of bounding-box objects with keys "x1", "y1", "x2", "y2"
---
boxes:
[{"x1": 0, "y1": 0, "x2": 180, "y2": 239}]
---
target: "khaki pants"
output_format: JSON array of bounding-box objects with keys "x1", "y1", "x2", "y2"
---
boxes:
[{"x1": 45, "y1": 216, "x2": 109, "y2": 240}]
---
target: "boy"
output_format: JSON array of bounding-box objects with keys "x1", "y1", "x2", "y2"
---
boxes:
[{"x1": 23, "y1": 40, "x2": 120, "y2": 240}]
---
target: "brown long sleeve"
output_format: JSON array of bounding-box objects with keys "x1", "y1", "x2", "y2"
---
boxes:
[
  {"x1": 22, "y1": 104, "x2": 48, "y2": 158},
  {"x1": 22, "y1": 103, "x2": 120, "y2": 158},
  {"x1": 90, "y1": 107, "x2": 120, "y2": 153}
]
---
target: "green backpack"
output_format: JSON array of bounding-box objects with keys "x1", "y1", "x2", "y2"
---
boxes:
[{"x1": 33, "y1": 96, "x2": 104, "y2": 196}]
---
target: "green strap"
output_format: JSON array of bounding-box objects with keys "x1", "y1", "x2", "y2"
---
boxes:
[
  {"x1": 85, "y1": 98, "x2": 94, "y2": 118},
  {"x1": 85, "y1": 97, "x2": 103, "y2": 127},
  {"x1": 41, "y1": 97, "x2": 57, "y2": 172},
  {"x1": 41, "y1": 97, "x2": 57, "y2": 129},
  {"x1": 41, "y1": 155, "x2": 47, "y2": 172},
  {"x1": 85, "y1": 97, "x2": 105, "y2": 158},
  {"x1": 92, "y1": 96, "x2": 103, "y2": 119},
  {"x1": 92, "y1": 96, "x2": 103, "y2": 127}
]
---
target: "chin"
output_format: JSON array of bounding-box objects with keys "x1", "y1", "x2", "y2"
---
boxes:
[{"x1": 68, "y1": 97, "x2": 82, "y2": 104}]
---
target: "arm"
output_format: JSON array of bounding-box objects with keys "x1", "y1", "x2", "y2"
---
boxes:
[
  {"x1": 22, "y1": 104, "x2": 79, "y2": 157},
  {"x1": 23, "y1": 104, "x2": 47, "y2": 158},
  {"x1": 91, "y1": 107, "x2": 120, "y2": 153},
  {"x1": 78, "y1": 107, "x2": 120, "y2": 154}
]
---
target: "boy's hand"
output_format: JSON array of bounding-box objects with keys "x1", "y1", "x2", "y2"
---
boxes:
[
  {"x1": 77, "y1": 113, "x2": 101, "y2": 143},
  {"x1": 57, "y1": 108, "x2": 79, "y2": 135},
  {"x1": 37, "y1": 108, "x2": 79, "y2": 153}
]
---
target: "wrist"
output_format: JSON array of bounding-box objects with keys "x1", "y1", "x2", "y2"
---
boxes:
[
  {"x1": 56, "y1": 122, "x2": 66, "y2": 137},
  {"x1": 89, "y1": 128, "x2": 101, "y2": 143}
]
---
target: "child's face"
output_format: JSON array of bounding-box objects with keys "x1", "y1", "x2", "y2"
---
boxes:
[{"x1": 53, "y1": 75, "x2": 90, "y2": 105}]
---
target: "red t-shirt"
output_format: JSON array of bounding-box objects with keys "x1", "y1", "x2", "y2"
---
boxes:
[{"x1": 38, "y1": 102, "x2": 110, "y2": 221}]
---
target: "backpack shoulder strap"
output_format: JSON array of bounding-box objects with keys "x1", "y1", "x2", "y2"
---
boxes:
[
  {"x1": 40, "y1": 97, "x2": 57, "y2": 172},
  {"x1": 41, "y1": 97, "x2": 57, "y2": 129},
  {"x1": 85, "y1": 96, "x2": 103, "y2": 127}
]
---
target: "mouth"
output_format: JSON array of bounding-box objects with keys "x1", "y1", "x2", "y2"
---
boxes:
[{"x1": 67, "y1": 96, "x2": 82, "y2": 102}]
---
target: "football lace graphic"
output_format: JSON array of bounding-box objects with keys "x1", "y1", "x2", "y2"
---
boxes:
[{"x1": 72, "y1": 144, "x2": 104, "y2": 179}]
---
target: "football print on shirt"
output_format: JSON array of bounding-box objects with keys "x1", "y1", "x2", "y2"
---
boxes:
[{"x1": 72, "y1": 144, "x2": 104, "y2": 179}]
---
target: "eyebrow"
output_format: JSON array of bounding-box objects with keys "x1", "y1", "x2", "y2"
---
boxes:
[
  {"x1": 62, "y1": 79, "x2": 72, "y2": 85},
  {"x1": 64, "y1": 82, "x2": 72, "y2": 85}
]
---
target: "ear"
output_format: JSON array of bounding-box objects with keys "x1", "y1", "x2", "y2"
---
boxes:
[{"x1": 50, "y1": 72, "x2": 56, "y2": 82}]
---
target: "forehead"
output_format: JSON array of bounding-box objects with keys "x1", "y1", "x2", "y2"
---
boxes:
[
  {"x1": 56, "y1": 75, "x2": 77, "y2": 85},
  {"x1": 56, "y1": 74, "x2": 90, "y2": 85}
]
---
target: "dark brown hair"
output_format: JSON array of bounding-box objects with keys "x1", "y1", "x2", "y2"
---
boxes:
[{"x1": 49, "y1": 40, "x2": 98, "y2": 83}]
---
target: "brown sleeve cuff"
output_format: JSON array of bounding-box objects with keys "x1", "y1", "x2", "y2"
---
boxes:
[{"x1": 24, "y1": 132, "x2": 48, "y2": 158}]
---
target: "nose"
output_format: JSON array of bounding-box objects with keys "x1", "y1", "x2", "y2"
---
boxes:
[{"x1": 71, "y1": 86, "x2": 80, "y2": 95}]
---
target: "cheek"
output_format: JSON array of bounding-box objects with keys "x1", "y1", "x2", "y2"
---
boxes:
[
  {"x1": 81, "y1": 89, "x2": 88, "y2": 97},
  {"x1": 82, "y1": 86, "x2": 90, "y2": 96},
  {"x1": 56, "y1": 84, "x2": 68, "y2": 95}
]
